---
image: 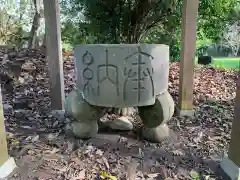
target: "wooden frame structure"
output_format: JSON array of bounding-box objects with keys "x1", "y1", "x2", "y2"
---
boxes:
[
  {"x1": 0, "y1": 0, "x2": 239, "y2": 179},
  {"x1": 43, "y1": 0, "x2": 65, "y2": 110},
  {"x1": 178, "y1": 0, "x2": 199, "y2": 116}
]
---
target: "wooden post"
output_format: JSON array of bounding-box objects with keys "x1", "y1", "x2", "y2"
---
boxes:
[
  {"x1": 177, "y1": 0, "x2": 199, "y2": 116},
  {"x1": 43, "y1": 0, "x2": 65, "y2": 110},
  {"x1": 0, "y1": 85, "x2": 16, "y2": 179},
  {"x1": 229, "y1": 78, "x2": 240, "y2": 167},
  {"x1": 220, "y1": 77, "x2": 240, "y2": 180},
  {"x1": 0, "y1": 88, "x2": 8, "y2": 166}
]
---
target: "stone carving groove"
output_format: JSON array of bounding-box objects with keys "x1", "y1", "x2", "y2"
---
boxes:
[
  {"x1": 123, "y1": 47, "x2": 154, "y2": 103},
  {"x1": 73, "y1": 44, "x2": 169, "y2": 107},
  {"x1": 82, "y1": 51, "x2": 94, "y2": 96},
  {"x1": 97, "y1": 49, "x2": 119, "y2": 96}
]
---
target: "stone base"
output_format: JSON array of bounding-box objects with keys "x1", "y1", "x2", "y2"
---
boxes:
[
  {"x1": 0, "y1": 157, "x2": 17, "y2": 179},
  {"x1": 138, "y1": 91, "x2": 174, "y2": 128},
  {"x1": 176, "y1": 108, "x2": 194, "y2": 117},
  {"x1": 220, "y1": 157, "x2": 240, "y2": 180},
  {"x1": 51, "y1": 109, "x2": 65, "y2": 114},
  {"x1": 141, "y1": 124, "x2": 171, "y2": 143},
  {"x1": 51, "y1": 110, "x2": 66, "y2": 123}
]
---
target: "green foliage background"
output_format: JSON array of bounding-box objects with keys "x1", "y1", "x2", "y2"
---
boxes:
[
  {"x1": 1, "y1": 0, "x2": 239, "y2": 60},
  {"x1": 60, "y1": 0, "x2": 239, "y2": 61}
]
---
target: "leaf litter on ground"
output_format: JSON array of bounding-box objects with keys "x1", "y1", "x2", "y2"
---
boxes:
[{"x1": 0, "y1": 48, "x2": 237, "y2": 180}]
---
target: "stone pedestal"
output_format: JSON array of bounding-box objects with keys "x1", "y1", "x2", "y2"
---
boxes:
[
  {"x1": 65, "y1": 44, "x2": 175, "y2": 143},
  {"x1": 176, "y1": 108, "x2": 194, "y2": 117}
]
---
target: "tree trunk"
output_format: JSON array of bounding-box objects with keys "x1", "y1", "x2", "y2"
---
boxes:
[
  {"x1": 20, "y1": 0, "x2": 27, "y2": 21},
  {"x1": 28, "y1": 0, "x2": 41, "y2": 49}
]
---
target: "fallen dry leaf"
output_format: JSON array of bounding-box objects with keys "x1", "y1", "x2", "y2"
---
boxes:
[{"x1": 0, "y1": 48, "x2": 236, "y2": 180}]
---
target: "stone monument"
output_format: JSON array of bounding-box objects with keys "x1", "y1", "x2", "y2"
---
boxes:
[{"x1": 64, "y1": 44, "x2": 175, "y2": 143}]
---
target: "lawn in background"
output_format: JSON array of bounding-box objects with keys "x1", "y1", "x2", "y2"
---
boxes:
[{"x1": 195, "y1": 57, "x2": 240, "y2": 70}]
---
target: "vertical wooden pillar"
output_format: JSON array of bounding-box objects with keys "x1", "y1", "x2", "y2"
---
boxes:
[
  {"x1": 43, "y1": 0, "x2": 65, "y2": 110},
  {"x1": 220, "y1": 77, "x2": 240, "y2": 180},
  {"x1": 0, "y1": 88, "x2": 8, "y2": 166},
  {"x1": 229, "y1": 77, "x2": 240, "y2": 166},
  {"x1": 178, "y1": 0, "x2": 199, "y2": 116},
  {"x1": 0, "y1": 85, "x2": 16, "y2": 179}
]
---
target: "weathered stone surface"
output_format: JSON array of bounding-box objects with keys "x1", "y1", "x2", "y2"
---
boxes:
[
  {"x1": 141, "y1": 124, "x2": 171, "y2": 142},
  {"x1": 99, "y1": 116, "x2": 133, "y2": 131},
  {"x1": 51, "y1": 110, "x2": 65, "y2": 122},
  {"x1": 108, "y1": 116, "x2": 133, "y2": 131},
  {"x1": 71, "y1": 120, "x2": 98, "y2": 139},
  {"x1": 162, "y1": 91, "x2": 175, "y2": 123},
  {"x1": 114, "y1": 107, "x2": 136, "y2": 116},
  {"x1": 73, "y1": 44, "x2": 169, "y2": 107},
  {"x1": 138, "y1": 91, "x2": 175, "y2": 128},
  {"x1": 64, "y1": 89, "x2": 103, "y2": 121}
]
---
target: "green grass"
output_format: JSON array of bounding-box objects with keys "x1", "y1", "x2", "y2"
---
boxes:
[
  {"x1": 195, "y1": 57, "x2": 240, "y2": 70},
  {"x1": 212, "y1": 57, "x2": 240, "y2": 69}
]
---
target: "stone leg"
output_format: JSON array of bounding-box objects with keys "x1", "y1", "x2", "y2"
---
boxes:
[
  {"x1": 138, "y1": 91, "x2": 175, "y2": 142},
  {"x1": 114, "y1": 107, "x2": 136, "y2": 117},
  {"x1": 64, "y1": 89, "x2": 105, "y2": 139}
]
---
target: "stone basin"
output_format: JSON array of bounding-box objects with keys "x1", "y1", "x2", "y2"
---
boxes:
[{"x1": 73, "y1": 44, "x2": 169, "y2": 108}]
